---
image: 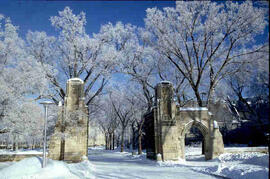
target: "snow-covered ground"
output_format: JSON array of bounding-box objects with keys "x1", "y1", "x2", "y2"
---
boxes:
[
  {"x1": 88, "y1": 147, "x2": 215, "y2": 179},
  {"x1": 168, "y1": 147, "x2": 269, "y2": 179},
  {"x1": 0, "y1": 148, "x2": 43, "y2": 155},
  {"x1": 0, "y1": 146, "x2": 268, "y2": 179}
]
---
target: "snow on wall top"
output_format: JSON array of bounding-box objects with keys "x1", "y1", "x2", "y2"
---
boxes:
[
  {"x1": 68, "y1": 78, "x2": 84, "y2": 83},
  {"x1": 179, "y1": 107, "x2": 208, "y2": 111}
]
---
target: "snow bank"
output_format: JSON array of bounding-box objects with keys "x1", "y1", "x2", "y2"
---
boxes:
[
  {"x1": 156, "y1": 147, "x2": 269, "y2": 179},
  {"x1": 0, "y1": 157, "x2": 95, "y2": 179},
  {"x1": 218, "y1": 153, "x2": 269, "y2": 167},
  {"x1": 198, "y1": 153, "x2": 269, "y2": 179},
  {"x1": 202, "y1": 163, "x2": 268, "y2": 179},
  {"x1": 224, "y1": 146, "x2": 268, "y2": 153}
]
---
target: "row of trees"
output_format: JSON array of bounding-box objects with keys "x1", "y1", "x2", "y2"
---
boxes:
[
  {"x1": 93, "y1": 82, "x2": 147, "y2": 153},
  {"x1": 90, "y1": 1, "x2": 269, "y2": 151},
  {"x1": 0, "y1": 1, "x2": 269, "y2": 150}
]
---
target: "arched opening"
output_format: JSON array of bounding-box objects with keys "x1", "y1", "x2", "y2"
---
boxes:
[
  {"x1": 185, "y1": 125, "x2": 205, "y2": 161},
  {"x1": 182, "y1": 120, "x2": 209, "y2": 161}
]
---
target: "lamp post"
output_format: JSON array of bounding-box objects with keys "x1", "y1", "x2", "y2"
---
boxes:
[{"x1": 40, "y1": 101, "x2": 54, "y2": 168}]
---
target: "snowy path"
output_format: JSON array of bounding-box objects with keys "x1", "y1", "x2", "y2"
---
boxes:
[
  {"x1": 0, "y1": 147, "x2": 267, "y2": 178},
  {"x1": 88, "y1": 148, "x2": 216, "y2": 179}
]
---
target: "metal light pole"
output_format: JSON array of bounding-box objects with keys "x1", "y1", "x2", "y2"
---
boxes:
[{"x1": 40, "y1": 101, "x2": 54, "y2": 168}]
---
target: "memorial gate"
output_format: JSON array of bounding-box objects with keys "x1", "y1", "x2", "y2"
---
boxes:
[{"x1": 144, "y1": 81, "x2": 224, "y2": 161}]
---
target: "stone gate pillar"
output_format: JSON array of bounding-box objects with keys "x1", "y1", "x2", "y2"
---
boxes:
[
  {"x1": 155, "y1": 81, "x2": 179, "y2": 161},
  {"x1": 207, "y1": 120, "x2": 224, "y2": 160},
  {"x1": 48, "y1": 78, "x2": 88, "y2": 163},
  {"x1": 63, "y1": 78, "x2": 88, "y2": 162},
  {"x1": 145, "y1": 80, "x2": 224, "y2": 161}
]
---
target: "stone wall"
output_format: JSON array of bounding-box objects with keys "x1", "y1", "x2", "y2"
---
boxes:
[{"x1": 0, "y1": 154, "x2": 44, "y2": 162}]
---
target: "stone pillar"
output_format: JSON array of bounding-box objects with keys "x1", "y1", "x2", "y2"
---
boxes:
[
  {"x1": 208, "y1": 120, "x2": 224, "y2": 160},
  {"x1": 64, "y1": 78, "x2": 88, "y2": 162},
  {"x1": 48, "y1": 78, "x2": 88, "y2": 163},
  {"x1": 156, "y1": 81, "x2": 179, "y2": 161}
]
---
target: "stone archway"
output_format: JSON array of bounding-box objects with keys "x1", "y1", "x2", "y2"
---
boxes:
[
  {"x1": 180, "y1": 120, "x2": 209, "y2": 158},
  {"x1": 179, "y1": 119, "x2": 211, "y2": 160},
  {"x1": 144, "y1": 81, "x2": 224, "y2": 161}
]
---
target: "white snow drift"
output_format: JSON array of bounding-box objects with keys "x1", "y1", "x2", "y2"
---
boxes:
[{"x1": 0, "y1": 157, "x2": 95, "y2": 179}]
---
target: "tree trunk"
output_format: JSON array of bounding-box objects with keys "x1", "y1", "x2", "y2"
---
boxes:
[
  {"x1": 121, "y1": 130, "x2": 125, "y2": 152},
  {"x1": 12, "y1": 142, "x2": 16, "y2": 151},
  {"x1": 138, "y1": 133, "x2": 142, "y2": 155},
  {"x1": 105, "y1": 133, "x2": 108, "y2": 150},
  {"x1": 132, "y1": 130, "x2": 136, "y2": 151},
  {"x1": 112, "y1": 132, "x2": 115, "y2": 150},
  {"x1": 32, "y1": 139, "x2": 35, "y2": 149},
  {"x1": 137, "y1": 117, "x2": 145, "y2": 155},
  {"x1": 194, "y1": 88, "x2": 203, "y2": 107},
  {"x1": 131, "y1": 122, "x2": 136, "y2": 151},
  {"x1": 13, "y1": 135, "x2": 18, "y2": 151},
  {"x1": 207, "y1": 86, "x2": 216, "y2": 108},
  {"x1": 116, "y1": 135, "x2": 120, "y2": 147},
  {"x1": 109, "y1": 133, "x2": 112, "y2": 150},
  {"x1": 106, "y1": 134, "x2": 109, "y2": 150}
]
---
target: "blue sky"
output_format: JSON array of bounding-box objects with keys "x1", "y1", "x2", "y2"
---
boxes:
[
  {"x1": 0, "y1": 1, "x2": 268, "y2": 42},
  {"x1": 0, "y1": 1, "x2": 175, "y2": 38}
]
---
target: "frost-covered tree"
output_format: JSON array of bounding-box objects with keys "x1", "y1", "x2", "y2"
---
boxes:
[
  {"x1": 95, "y1": 97, "x2": 118, "y2": 150},
  {"x1": 25, "y1": 31, "x2": 57, "y2": 100},
  {"x1": 108, "y1": 85, "x2": 141, "y2": 152},
  {"x1": 107, "y1": 84, "x2": 142, "y2": 152},
  {"x1": 225, "y1": 47, "x2": 269, "y2": 124},
  {"x1": 0, "y1": 15, "x2": 49, "y2": 149},
  {"x1": 98, "y1": 22, "x2": 160, "y2": 109},
  {"x1": 6, "y1": 101, "x2": 44, "y2": 150},
  {"x1": 157, "y1": 58, "x2": 192, "y2": 106},
  {"x1": 144, "y1": 1, "x2": 268, "y2": 106},
  {"x1": 128, "y1": 85, "x2": 148, "y2": 154},
  {"x1": 27, "y1": 7, "x2": 117, "y2": 106}
]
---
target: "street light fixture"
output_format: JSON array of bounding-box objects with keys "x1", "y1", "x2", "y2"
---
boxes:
[{"x1": 40, "y1": 100, "x2": 54, "y2": 168}]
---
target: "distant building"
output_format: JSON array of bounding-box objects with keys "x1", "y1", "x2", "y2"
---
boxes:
[
  {"x1": 180, "y1": 100, "x2": 237, "y2": 131},
  {"x1": 88, "y1": 121, "x2": 105, "y2": 147}
]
